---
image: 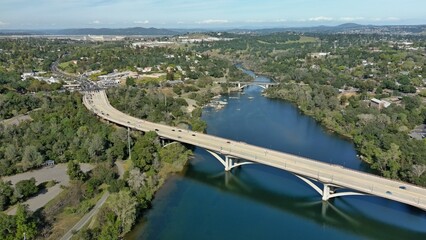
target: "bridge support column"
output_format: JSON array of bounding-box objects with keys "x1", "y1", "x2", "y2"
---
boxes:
[
  {"x1": 225, "y1": 156, "x2": 233, "y2": 172},
  {"x1": 295, "y1": 175, "x2": 364, "y2": 201},
  {"x1": 206, "y1": 150, "x2": 254, "y2": 172},
  {"x1": 322, "y1": 184, "x2": 334, "y2": 201}
]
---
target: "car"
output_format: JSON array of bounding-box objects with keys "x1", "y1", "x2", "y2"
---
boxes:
[
  {"x1": 399, "y1": 186, "x2": 407, "y2": 190},
  {"x1": 177, "y1": 136, "x2": 181, "y2": 139},
  {"x1": 155, "y1": 129, "x2": 159, "y2": 131},
  {"x1": 192, "y1": 134, "x2": 196, "y2": 136},
  {"x1": 178, "y1": 130, "x2": 182, "y2": 132},
  {"x1": 386, "y1": 191, "x2": 392, "y2": 195},
  {"x1": 226, "y1": 141, "x2": 231, "y2": 144},
  {"x1": 172, "y1": 129, "x2": 175, "y2": 132}
]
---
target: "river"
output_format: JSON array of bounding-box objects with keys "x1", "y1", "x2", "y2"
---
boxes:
[{"x1": 127, "y1": 68, "x2": 426, "y2": 240}]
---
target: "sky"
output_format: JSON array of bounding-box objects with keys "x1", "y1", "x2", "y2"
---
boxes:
[{"x1": 0, "y1": 0, "x2": 425, "y2": 29}]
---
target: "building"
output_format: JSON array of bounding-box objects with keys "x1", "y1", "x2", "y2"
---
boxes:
[
  {"x1": 370, "y1": 98, "x2": 391, "y2": 110},
  {"x1": 309, "y1": 52, "x2": 330, "y2": 59}
]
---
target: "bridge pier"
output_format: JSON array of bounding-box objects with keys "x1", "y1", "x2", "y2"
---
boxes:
[
  {"x1": 206, "y1": 150, "x2": 254, "y2": 171},
  {"x1": 295, "y1": 175, "x2": 365, "y2": 202}
]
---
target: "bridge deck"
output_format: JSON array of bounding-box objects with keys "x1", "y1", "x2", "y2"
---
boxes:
[{"x1": 84, "y1": 90, "x2": 426, "y2": 211}]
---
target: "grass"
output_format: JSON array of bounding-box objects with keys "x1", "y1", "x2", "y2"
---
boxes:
[{"x1": 285, "y1": 36, "x2": 318, "y2": 44}]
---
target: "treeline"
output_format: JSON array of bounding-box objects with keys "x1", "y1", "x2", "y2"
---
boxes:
[{"x1": 268, "y1": 84, "x2": 426, "y2": 186}]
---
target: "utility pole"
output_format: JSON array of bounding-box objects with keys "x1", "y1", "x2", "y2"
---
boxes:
[{"x1": 127, "y1": 127, "x2": 131, "y2": 160}]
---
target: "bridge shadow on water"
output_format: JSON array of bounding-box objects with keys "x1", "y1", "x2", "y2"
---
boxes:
[{"x1": 183, "y1": 160, "x2": 426, "y2": 240}]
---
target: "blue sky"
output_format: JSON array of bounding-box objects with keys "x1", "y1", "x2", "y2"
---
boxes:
[{"x1": 0, "y1": 0, "x2": 425, "y2": 29}]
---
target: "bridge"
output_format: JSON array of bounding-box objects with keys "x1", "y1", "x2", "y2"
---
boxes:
[
  {"x1": 83, "y1": 90, "x2": 426, "y2": 211},
  {"x1": 222, "y1": 81, "x2": 279, "y2": 90}
]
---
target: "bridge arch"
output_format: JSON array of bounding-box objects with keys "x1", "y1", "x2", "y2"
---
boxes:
[
  {"x1": 294, "y1": 175, "x2": 366, "y2": 201},
  {"x1": 206, "y1": 150, "x2": 254, "y2": 171}
]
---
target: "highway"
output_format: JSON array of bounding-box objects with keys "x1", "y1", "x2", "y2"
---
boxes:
[{"x1": 83, "y1": 90, "x2": 426, "y2": 211}]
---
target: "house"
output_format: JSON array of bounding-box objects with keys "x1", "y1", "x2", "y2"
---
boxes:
[
  {"x1": 370, "y1": 98, "x2": 391, "y2": 110},
  {"x1": 310, "y1": 52, "x2": 330, "y2": 59}
]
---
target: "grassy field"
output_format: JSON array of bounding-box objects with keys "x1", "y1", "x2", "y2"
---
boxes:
[{"x1": 286, "y1": 36, "x2": 318, "y2": 44}]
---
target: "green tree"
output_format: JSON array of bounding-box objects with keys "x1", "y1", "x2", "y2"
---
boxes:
[
  {"x1": 67, "y1": 161, "x2": 86, "y2": 181},
  {"x1": 108, "y1": 190, "x2": 137, "y2": 236},
  {"x1": 15, "y1": 205, "x2": 37, "y2": 240},
  {"x1": 132, "y1": 132, "x2": 158, "y2": 171},
  {"x1": 0, "y1": 180, "x2": 14, "y2": 211},
  {"x1": 0, "y1": 212, "x2": 16, "y2": 240},
  {"x1": 21, "y1": 145, "x2": 43, "y2": 171},
  {"x1": 159, "y1": 142, "x2": 191, "y2": 164},
  {"x1": 126, "y1": 77, "x2": 136, "y2": 87},
  {"x1": 14, "y1": 178, "x2": 38, "y2": 201},
  {"x1": 372, "y1": 143, "x2": 402, "y2": 179}
]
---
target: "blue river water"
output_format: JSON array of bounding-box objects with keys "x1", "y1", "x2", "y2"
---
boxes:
[{"x1": 127, "y1": 69, "x2": 426, "y2": 240}]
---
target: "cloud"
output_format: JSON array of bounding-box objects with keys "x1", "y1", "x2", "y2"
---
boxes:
[
  {"x1": 339, "y1": 17, "x2": 365, "y2": 21},
  {"x1": 0, "y1": 21, "x2": 6, "y2": 26},
  {"x1": 92, "y1": 20, "x2": 101, "y2": 24},
  {"x1": 386, "y1": 17, "x2": 400, "y2": 21},
  {"x1": 308, "y1": 16, "x2": 333, "y2": 21},
  {"x1": 245, "y1": 19, "x2": 265, "y2": 23},
  {"x1": 196, "y1": 19, "x2": 229, "y2": 24},
  {"x1": 134, "y1": 20, "x2": 149, "y2": 24},
  {"x1": 275, "y1": 19, "x2": 287, "y2": 22}
]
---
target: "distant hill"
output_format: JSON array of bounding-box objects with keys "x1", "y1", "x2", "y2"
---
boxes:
[
  {"x1": 0, "y1": 27, "x2": 178, "y2": 36},
  {"x1": 1, "y1": 24, "x2": 425, "y2": 36}
]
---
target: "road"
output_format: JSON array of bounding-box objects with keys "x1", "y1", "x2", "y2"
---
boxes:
[
  {"x1": 3, "y1": 163, "x2": 93, "y2": 215},
  {"x1": 84, "y1": 90, "x2": 426, "y2": 211},
  {"x1": 60, "y1": 192, "x2": 110, "y2": 240}
]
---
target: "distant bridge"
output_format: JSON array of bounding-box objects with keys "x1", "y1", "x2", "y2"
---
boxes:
[
  {"x1": 83, "y1": 90, "x2": 426, "y2": 211},
  {"x1": 228, "y1": 81, "x2": 280, "y2": 90}
]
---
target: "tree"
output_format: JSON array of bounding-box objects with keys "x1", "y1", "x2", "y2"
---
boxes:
[
  {"x1": 67, "y1": 161, "x2": 86, "y2": 181},
  {"x1": 15, "y1": 204, "x2": 37, "y2": 240},
  {"x1": 0, "y1": 180, "x2": 14, "y2": 211},
  {"x1": 108, "y1": 190, "x2": 137, "y2": 236},
  {"x1": 21, "y1": 145, "x2": 43, "y2": 171},
  {"x1": 14, "y1": 178, "x2": 38, "y2": 201},
  {"x1": 126, "y1": 77, "x2": 136, "y2": 87},
  {"x1": 159, "y1": 142, "x2": 191, "y2": 164},
  {"x1": 372, "y1": 143, "x2": 402, "y2": 179},
  {"x1": 0, "y1": 212, "x2": 15, "y2": 240},
  {"x1": 402, "y1": 96, "x2": 421, "y2": 111},
  {"x1": 132, "y1": 132, "x2": 158, "y2": 171}
]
